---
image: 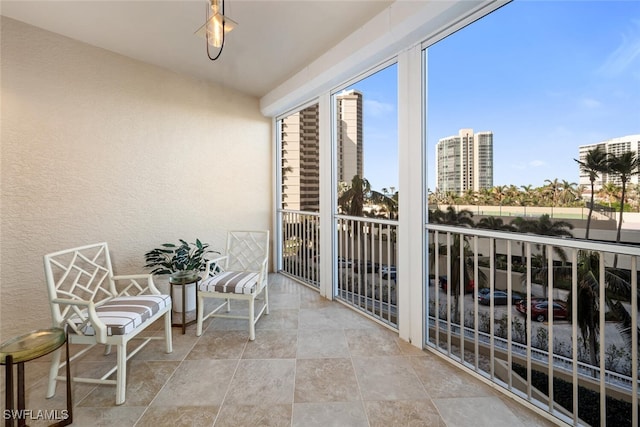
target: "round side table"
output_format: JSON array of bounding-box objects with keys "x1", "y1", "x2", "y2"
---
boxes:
[{"x1": 0, "y1": 328, "x2": 72, "y2": 427}]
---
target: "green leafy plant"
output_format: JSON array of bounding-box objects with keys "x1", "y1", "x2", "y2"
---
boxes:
[{"x1": 144, "y1": 239, "x2": 217, "y2": 276}]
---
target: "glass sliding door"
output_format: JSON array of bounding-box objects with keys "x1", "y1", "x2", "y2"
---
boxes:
[
  {"x1": 333, "y1": 63, "x2": 399, "y2": 327},
  {"x1": 278, "y1": 103, "x2": 321, "y2": 288}
]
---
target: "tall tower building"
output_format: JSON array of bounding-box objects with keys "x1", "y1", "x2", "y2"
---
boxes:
[
  {"x1": 578, "y1": 134, "x2": 640, "y2": 190},
  {"x1": 336, "y1": 90, "x2": 363, "y2": 184},
  {"x1": 281, "y1": 104, "x2": 320, "y2": 211},
  {"x1": 436, "y1": 128, "x2": 493, "y2": 195},
  {"x1": 280, "y1": 92, "x2": 364, "y2": 211}
]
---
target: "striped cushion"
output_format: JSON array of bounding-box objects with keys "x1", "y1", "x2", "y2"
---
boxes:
[
  {"x1": 198, "y1": 271, "x2": 260, "y2": 295},
  {"x1": 71, "y1": 295, "x2": 171, "y2": 336}
]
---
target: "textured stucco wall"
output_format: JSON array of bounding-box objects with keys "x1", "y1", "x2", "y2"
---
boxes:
[{"x1": 0, "y1": 17, "x2": 272, "y2": 339}]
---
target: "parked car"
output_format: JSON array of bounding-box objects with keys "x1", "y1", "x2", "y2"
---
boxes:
[
  {"x1": 353, "y1": 260, "x2": 379, "y2": 273},
  {"x1": 438, "y1": 276, "x2": 474, "y2": 294},
  {"x1": 380, "y1": 265, "x2": 396, "y2": 280},
  {"x1": 478, "y1": 290, "x2": 523, "y2": 306},
  {"x1": 516, "y1": 299, "x2": 568, "y2": 322}
]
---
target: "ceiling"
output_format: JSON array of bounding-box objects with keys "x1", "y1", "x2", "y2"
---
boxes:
[{"x1": 0, "y1": 0, "x2": 395, "y2": 98}]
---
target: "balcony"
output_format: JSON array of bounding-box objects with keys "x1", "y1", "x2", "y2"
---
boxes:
[
  {"x1": 4, "y1": 273, "x2": 552, "y2": 426},
  {"x1": 280, "y1": 213, "x2": 640, "y2": 426}
]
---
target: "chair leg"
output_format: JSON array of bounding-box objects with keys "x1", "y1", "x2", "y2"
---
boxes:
[
  {"x1": 46, "y1": 347, "x2": 62, "y2": 398},
  {"x1": 248, "y1": 297, "x2": 255, "y2": 341},
  {"x1": 164, "y1": 311, "x2": 173, "y2": 353},
  {"x1": 226, "y1": 298, "x2": 231, "y2": 312},
  {"x1": 115, "y1": 343, "x2": 126, "y2": 405},
  {"x1": 196, "y1": 294, "x2": 204, "y2": 337},
  {"x1": 264, "y1": 285, "x2": 270, "y2": 315},
  {"x1": 104, "y1": 345, "x2": 112, "y2": 355}
]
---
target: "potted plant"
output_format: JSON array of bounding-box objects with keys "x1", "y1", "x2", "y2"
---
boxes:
[{"x1": 144, "y1": 239, "x2": 218, "y2": 312}]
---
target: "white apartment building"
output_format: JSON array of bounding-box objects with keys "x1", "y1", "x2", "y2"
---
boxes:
[
  {"x1": 578, "y1": 134, "x2": 640, "y2": 190},
  {"x1": 436, "y1": 128, "x2": 493, "y2": 195}
]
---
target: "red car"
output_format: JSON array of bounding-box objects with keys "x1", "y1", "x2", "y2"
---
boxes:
[{"x1": 516, "y1": 299, "x2": 568, "y2": 322}]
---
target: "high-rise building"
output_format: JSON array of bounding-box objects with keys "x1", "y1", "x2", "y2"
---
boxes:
[
  {"x1": 280, "y1": 90, "x2": 364, "y2": 211},
  {"x1": 281, "y1": 104, "x2": 320, "y2": 211},
  {"x1": 436, "y1": 128, "x2": 493, "y2": 195},
  {"x1": 336, "y1": 89, "x2": 363, "y2": 184},
  {"x1": 578, "y1": 134, "x2": 640, "y2": 190}
]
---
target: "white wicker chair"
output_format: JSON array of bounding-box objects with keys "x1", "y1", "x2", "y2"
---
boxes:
[
  {"x1": 196, "y1": 230, "x2": 269, "y2": 340},
  {"x1": 43, "y1": 242, "x2": 173, "y2": 405}
]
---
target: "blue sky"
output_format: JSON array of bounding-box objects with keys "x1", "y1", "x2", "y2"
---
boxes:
[{"x1": 347, "y1": 0, "x2": 640, "y2": 192}]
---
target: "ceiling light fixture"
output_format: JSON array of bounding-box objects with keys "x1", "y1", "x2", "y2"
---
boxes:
[{"x1": 195, "y1": 0, "x2": 237, "y2": 61}]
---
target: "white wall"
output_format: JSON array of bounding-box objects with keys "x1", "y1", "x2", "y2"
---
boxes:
[{"x1": 0, "y1": 17, "x2": 272, "y2": 339}]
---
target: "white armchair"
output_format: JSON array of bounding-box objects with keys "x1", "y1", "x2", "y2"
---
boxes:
[
  {"x1": 43, "y1": 242, "x2": 173, "y2": 405},
  {"x1": 196, "y1": 230, "x2": 270, "y2": 340}
]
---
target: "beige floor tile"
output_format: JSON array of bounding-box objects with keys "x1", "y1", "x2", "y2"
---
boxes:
[
  {"x1": 434, "y1": 396, "x2": 525, "y2": 427},
  {"x1": 241, "y1": 330, "x2": 297, "y2": 359},
  {"x1": 224, "y1": 359, "x2": 295, "y2": 405},
  {"x1": 294, "y1": 358, "x2": 360, "y2": 402},
  {"x1": 353, "y1": 356, "x2": 429, "y2": 401},
  {"x1": 345, "y1": 328, "x2": 403, "y2": 357},
  {"x1": 296, "y1": 329, "x2": 350, "y2": 359},
  {"x1": 409, "y1": 355, "x2": 497, "y2": 399},
  {"x1": 151, "y1": 359, "x2": 238, "y2": 407},
  {"x1": 136, "y1": 405, "x2": 218, "y2": 427},
  {"x1": 268, "y1": 293, "x2": 301, "y2": 310},
  {"x1": 135, "y1": 331, "x2": 197, "y2": 361},
  {"x1": 298, "y1": 307, "x2": 345, "y2": 330},
  {"x1": 186, "y1": 330, "x2": 248, "y2": 360},
  {"x1": 214, "y1": 403, "x2": 291, "y2": 427},
  {"x1": 71, "y1": 406, "x2": 146, "y2": 427},
  {"x1": 256, "y1": 308, "x2": 299, "y2": 330},
  {"x1": 292, "y1": 402, "x2": 369, "y2": 427},
  {"x1": 78, "y1": 360, "x2": 179, "y2": 407},
  {"x1": 364, "y1": 399, "x2": 445, "y2": 427}
]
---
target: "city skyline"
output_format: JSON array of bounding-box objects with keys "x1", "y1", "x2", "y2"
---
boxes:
[{"x1": 347, "y1": 1, "x2": 640, "y2": 192}]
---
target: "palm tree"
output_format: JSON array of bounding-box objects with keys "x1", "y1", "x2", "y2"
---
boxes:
[
  {"x1": 535, "y1": 250, "x2": 636, "y2": 367},
  {"x1": 597, "y1": 182, "x2": 621, "y2": 208},
  {"x1": 476, "y1": 216, "x2": 516, "y2": 288},
  {"x1": 606, "y1": 151, "x2": 640, "y2": 254},
  {"x1": 338, "y1": 175, "x2": 369, "y2": 217},
  {"x1": 560, "y1": 179, "x2": 579, "y2": 205},
  {"x1": 527, "y1": 214, "x2": 574, "y2": 294},
  {"x1": 369, "y1": 188, "x2": 398, "y2": 220},
  {"x1": 429, "y1": 206, "x2": 483, "y2": 324},
  {"x1": 431, "y1": 206, "x2": 474, "y2": 226},
  {"x1": 544, "y1": 178, "x2": 561, "y2": 211},
  {"x1": 574, "y1": 147, "x2": 608, "y2": 239}
]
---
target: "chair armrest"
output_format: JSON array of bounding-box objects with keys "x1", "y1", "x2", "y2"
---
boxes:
[
  {"x1": 204, "y1": 256, "x2": 228, "y2": 277},
  {"x1": 52, "y1": 298, "x2": 108, "y2": 343},
  {"x1": 257, "y1": 257, "x2": 269, "y2": 286},
  {"x1": 113, "y1": 274, "x2": 161, "y2": 296}
]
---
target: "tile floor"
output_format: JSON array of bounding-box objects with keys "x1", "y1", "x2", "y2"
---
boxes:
[{"x1": 4, "y1": 274, "x2": 556, "y2": 426}]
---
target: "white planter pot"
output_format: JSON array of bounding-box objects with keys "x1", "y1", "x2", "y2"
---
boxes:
[{"x1": 171, "y1": 283, "x2": 196, "y2": 312}]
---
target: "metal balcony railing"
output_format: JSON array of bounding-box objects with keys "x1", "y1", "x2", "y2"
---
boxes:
[
  {"x1": 280, "y1": 210, "x2": 320, "y2": 288},
  {"x1": 336, "y1": 215, "x2": 398, "y2": 328},
  {"x1": 426, "y1": 223, "x2": 640, "y2": 426}
]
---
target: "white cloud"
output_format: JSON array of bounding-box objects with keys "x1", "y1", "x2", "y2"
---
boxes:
[
  {"x1": 363, "y1": 99, "x2": 395, "y2": 117},
  {"x1": 581, "y1": 97, "x2": 602, "y2": 109},
  {"x1": 598, "y1": 19, "x2": 640, "y2": 77},
  {"x1": 529, "y1": 160, "x2": 547, "y2": 168}
]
